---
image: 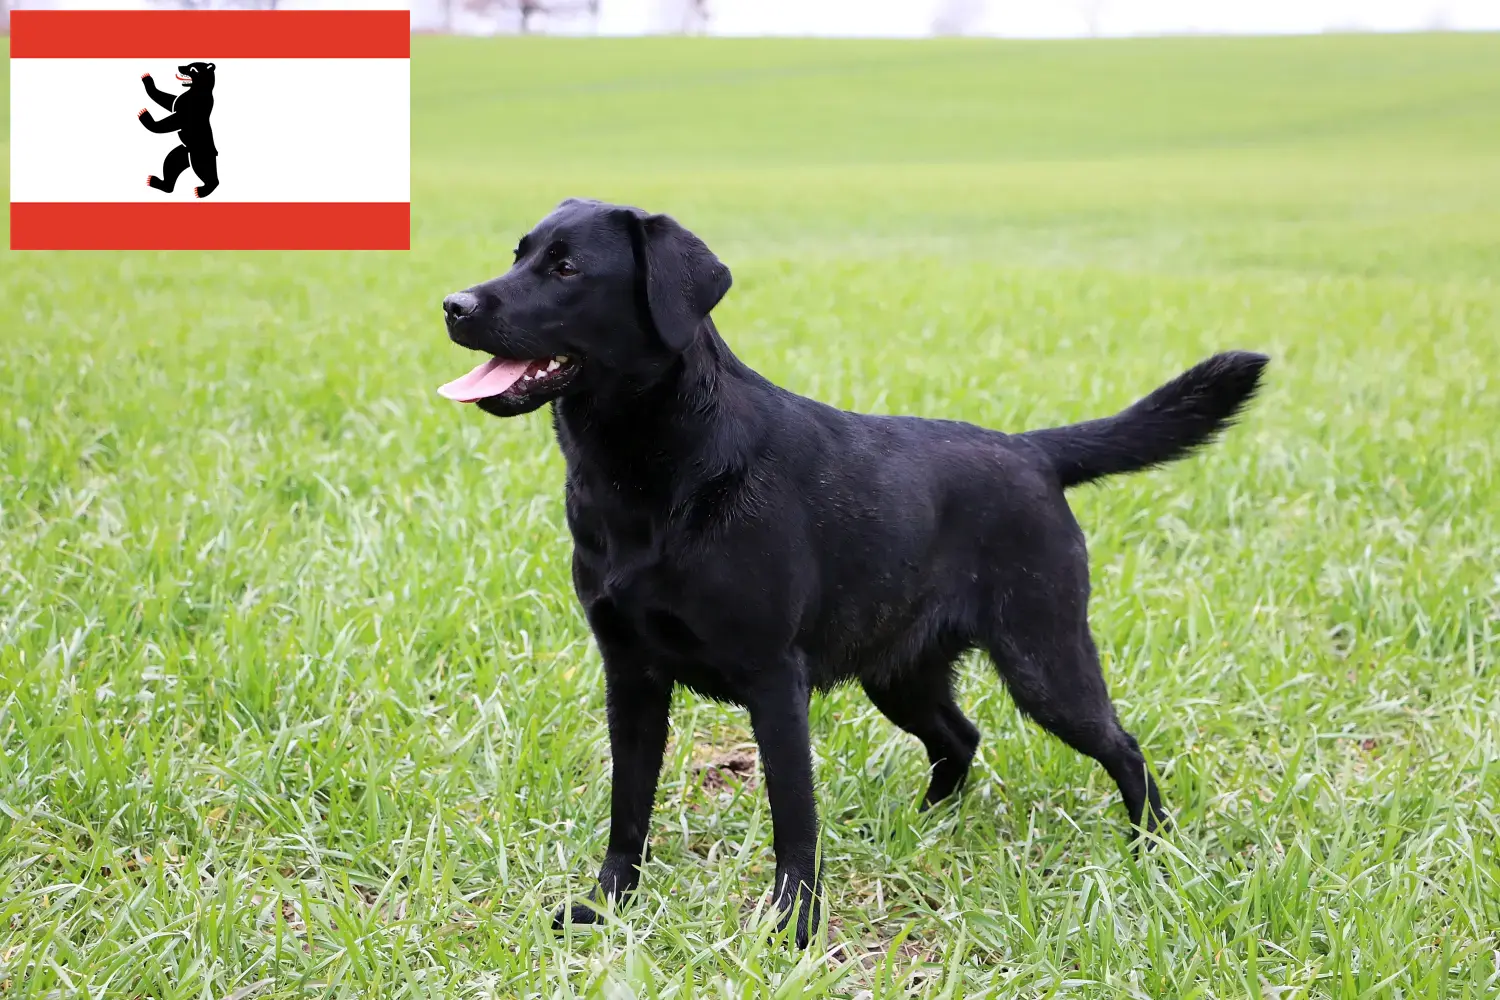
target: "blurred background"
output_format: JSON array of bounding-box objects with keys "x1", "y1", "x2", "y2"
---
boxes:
[{"x1": 5, "y1": 0, "x2": 1500, "y2": 37}]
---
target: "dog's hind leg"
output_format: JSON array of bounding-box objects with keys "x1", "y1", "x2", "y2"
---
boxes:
[
  {"x1": 863, "y1": 659, "x2": 979, "y2": 808},
  {"x1": 986, "y1": 612, "x2": 1168, "y2": 839}
]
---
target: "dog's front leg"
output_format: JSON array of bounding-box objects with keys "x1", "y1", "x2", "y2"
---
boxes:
[
  {"x1": 747, "y1": 658, "x2": 821, "y2": 948},
  {"x1": 554, "y1": 661, "x2": 671, "y2": 929}
]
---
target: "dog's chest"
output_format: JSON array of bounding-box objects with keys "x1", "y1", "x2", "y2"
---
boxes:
[
  {"x1": 572, "y1": 509, "x2": 706, "y2": 649},
  {"x1": 572, "y1": 524, "x2": 764, "y2": 702}
]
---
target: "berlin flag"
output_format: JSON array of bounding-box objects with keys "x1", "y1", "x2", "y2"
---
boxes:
[{"x1": 9, "y1": 3, "x2": 410, "y2": 250}]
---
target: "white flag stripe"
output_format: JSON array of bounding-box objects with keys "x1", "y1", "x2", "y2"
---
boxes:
[{"x1": 10, "y1": 59, "x2": 409, "y2": 203}]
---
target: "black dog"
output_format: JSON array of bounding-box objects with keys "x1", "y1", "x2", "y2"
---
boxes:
[
  {"x1": 439, "y1": 199, "x2": 1267, "y2": 947},
  {"x1": 139, "y1": 62, "x2": 218, "y2": 199}
]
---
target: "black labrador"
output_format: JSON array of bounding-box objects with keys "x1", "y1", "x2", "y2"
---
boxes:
[{"x1": 438, "y1": 198, "x2": 1267, "y2": 947}]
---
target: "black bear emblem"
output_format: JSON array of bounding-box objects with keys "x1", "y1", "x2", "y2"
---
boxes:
[{"x1": 139, "y1": 62, "x2": 219, "y2": 199}]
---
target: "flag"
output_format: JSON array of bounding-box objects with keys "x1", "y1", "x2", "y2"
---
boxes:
[{"x1": 9, "y1": 6, "x2": 411, "y2": 250}]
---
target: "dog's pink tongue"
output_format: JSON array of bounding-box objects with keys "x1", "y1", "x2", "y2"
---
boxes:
[{"x1": 438, "y1": 357, "x2": 529, "y2": 402}]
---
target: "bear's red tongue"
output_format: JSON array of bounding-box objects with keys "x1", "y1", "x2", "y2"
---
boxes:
[{"x1": 438, "y1": 357, "x2": 530, "y2": 403}]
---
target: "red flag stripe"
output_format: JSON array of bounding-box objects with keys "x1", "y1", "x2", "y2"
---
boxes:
[
  {"x1": 11, "y1": 10, "x2": 410, "y2": 60},
  {"x1": 10, "y1": 202, "x2": 411, "y2": 251}
]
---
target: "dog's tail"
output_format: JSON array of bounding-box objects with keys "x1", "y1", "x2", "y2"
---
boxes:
[{"x1": 1019, "y1": 351, "x2": 1269, "y2": 489}]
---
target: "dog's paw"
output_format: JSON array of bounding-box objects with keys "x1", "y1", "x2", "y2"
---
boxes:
[
  {"x1": 1131, "y1": 812, "x2": 1172, "y2": 853},
  {"x1": 771, "y1": 882, "x2": 821, "y2": 949},
  {"x1": 551, "y1": 899, "x2": 605, "y2": 931}
]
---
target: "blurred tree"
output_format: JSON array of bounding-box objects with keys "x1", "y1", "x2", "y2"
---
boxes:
[
  {"x1": 653, "y1": 0, "x2": 709, "y2": 33},
  {"x1": 151, "y1": 0, "x2": 281, "y2": 7},
  {"x1": 932, "y1": 0, "x2": 984, "y2": 36},
  {"x1": 463, "y1": 0, "x2": 598, "y2": 34},
  {"x1": 1076, "y1": 0, "x2": 1107, "y2": 36}
]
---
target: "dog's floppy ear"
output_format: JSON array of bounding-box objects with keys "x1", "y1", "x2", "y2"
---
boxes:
[{"x1": 627, "y1": 212, "x2": 732, "y2": 353}]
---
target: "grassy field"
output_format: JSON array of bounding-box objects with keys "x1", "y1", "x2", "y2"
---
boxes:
[{"x1": 3, "y1": 31, "x2": 1500, "y2": 998}]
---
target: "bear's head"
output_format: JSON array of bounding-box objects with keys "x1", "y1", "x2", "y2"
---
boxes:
[{"x1": 175, "y1": 62, "x2": 216, "y2": 89}]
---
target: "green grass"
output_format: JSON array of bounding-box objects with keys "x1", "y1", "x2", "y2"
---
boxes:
[{"x1": 3, "y1": 31, "x2": 1499, "y2": 998}]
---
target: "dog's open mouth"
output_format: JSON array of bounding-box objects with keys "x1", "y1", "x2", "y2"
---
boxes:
[{"x1": 438, "y1": 354, "x2": 580, "y2": 403}]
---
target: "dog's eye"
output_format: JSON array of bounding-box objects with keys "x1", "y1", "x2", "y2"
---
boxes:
[{"x1": 554, "y1": 261, "x2": 579, "y2": 277}]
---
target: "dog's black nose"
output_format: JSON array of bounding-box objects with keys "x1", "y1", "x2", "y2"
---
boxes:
[{"x1": 444, "y1": 292, "x2": 478, "y2": 323}]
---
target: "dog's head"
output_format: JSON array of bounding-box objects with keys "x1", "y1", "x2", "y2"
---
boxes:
[{"x1": 439, "y1": 198, "x2": 732, "y2": 416}]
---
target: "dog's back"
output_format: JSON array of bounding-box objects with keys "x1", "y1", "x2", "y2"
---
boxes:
[{"x1": 736, "y1": 350, "x2": 1267, "y2": 694}]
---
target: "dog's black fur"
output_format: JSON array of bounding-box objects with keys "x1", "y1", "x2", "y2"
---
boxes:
[{"x1": 441, "y1": 198, "x2": 1268, "y2": 947}]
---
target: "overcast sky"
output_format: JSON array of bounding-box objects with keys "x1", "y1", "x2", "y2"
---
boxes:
[
  {"x1": 591, "y1": 0, "x2": 1500, "y2": 37},
  {"x1": 15, "y1": 0, "x2": 1500, "y2": 36}
]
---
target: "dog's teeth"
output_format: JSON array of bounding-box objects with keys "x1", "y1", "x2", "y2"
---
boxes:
[
  {"x1": 546, "y1": 359, "x2": 560, "y2": 372},
  {"x1": 524, "y1": 373, "x2": 534, "y2": 380},
  {"x1": 555, "y1": 355, "x2": 569, "y2": 363}
]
